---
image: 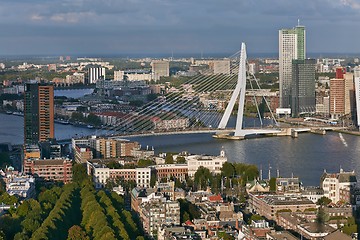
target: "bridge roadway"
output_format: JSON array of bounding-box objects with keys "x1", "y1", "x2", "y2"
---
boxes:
[{"x1": 56, "y1": 126, "x2": 349, "y2": 144}]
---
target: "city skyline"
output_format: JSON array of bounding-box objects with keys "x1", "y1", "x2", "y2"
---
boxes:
[{"x1": 2, "y1": 0, "x2": 360, "y2": 55}]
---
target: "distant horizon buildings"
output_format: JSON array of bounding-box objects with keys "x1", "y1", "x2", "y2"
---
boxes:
[
  {"x1": 24, "y1": 82, "x2": 54, "y2": 145},
  {"x1": 279, "y1": 24, "x2": 306, "y2": 109}
]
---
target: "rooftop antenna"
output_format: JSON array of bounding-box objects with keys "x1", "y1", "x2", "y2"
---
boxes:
[
  {"x1": 260, "y1": 165, "x2": 263, "y2": 181},
  {"x1": 297, "y1": 19, "x2": 300, "y2": 26}
]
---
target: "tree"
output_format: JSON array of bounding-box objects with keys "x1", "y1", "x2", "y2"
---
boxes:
[
  {"x1": 165, "y1": 154, "x2": 174, "y2": 164},
  {"x1": 221, "y1": 162, "x2": 235, "y2": 178},
  {"x1": 269, "y1": 177, "x2": 276, "y2": 191},
  {"x1": 67, "y1": 225, "x2": 89, "y2": 240},
  {"x1": 248, "y1": 214, "x2": 264, "y2": 224},
  {"x1": 87, "y1": 113, "x2": 101, "y2": 126},
  {"x1": 137, "y1": 159, "x2": 154, "y2": 167},
  {"x1": 72, "y1": 163, "x2": 89, "y2": 185},
  {"x1": 317, "y1": 196, "x2": 332, "y2": 206},
  {"x1": 194, "y1": 166, "x2": 212, "y2": 191},
  {"x1": 176, "y1": 156, "x2": 186, "y2": 164}
]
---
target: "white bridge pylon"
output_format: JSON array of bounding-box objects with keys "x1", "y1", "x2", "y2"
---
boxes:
[{"x1": 218, "y1": 42, "x2": 247, "y2": 136}]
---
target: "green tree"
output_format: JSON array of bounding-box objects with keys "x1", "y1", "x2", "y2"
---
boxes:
[
  {"x1": 194, "y1": 166, "x2": 212, "y2": 190},
  {"x1": 87, "y1": 113, "x2": 101, "y2": 126},
  {"x1": 176, "y1": 156, "x2": 186, "y2": 164},
  {"x1": 67, "y1": 225, "x2": 89, "y2": 240},
  {"x1": 137, "y1": 159, "x2": 154, "y2": 167},
  {"x1": 165, "y1": 154, "x2": 174, "y2": 164},
  {"x1": 317, "y1": 196, "x2": 332, "y2": 206},
  {"x1": 269, "y1": 177, "x2": 276, "y2": 191},
  {"x1": 221, "y1": 162, "x2": 235, "y2": 178},
  {"x1": 72, "y1": 164, "x2": 88, "y2": 185}
]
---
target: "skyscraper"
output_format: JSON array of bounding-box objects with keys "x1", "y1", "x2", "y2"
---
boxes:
[
  {"x1": 279, "y1": 24, "x2": 306, "y2": 108},
  {"x1": 24, "y1": 82, "x2": 54, "y2": 145},
  {"x1": 354, "y1": 67, "x2": 360, "y2": 127},
  {"x1": 291, "y1": 59, "x2": 316, "y2": 117}
]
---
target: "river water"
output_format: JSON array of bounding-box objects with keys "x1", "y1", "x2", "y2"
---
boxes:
[{"x1": 0, "y1": 89, "x2": 359, "y2": 186}]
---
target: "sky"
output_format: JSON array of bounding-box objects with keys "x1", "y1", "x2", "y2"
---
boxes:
[{"x1": 1, "y1": 0, "x2": 360, "y2": 56}]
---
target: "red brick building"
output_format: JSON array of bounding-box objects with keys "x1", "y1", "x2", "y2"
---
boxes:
[{"x1": 24, "y1": 159, "x2": 72, "y2": 183}]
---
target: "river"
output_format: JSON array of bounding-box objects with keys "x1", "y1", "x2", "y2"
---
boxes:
[{"x1": 0, "y1": 89, "x2": 359, "y2": 186}]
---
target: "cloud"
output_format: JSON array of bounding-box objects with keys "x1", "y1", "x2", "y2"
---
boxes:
[
  {"x1": 341, "y1": 0, "x2": 360, "y2": 9},
  {"x1": 30, "y1": 14, "x2": 44, "y2": 21},
  {"x1": 2, "y1": 0, "x2": 360, "y2": 55}
]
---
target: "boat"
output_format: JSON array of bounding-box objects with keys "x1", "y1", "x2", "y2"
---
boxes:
[
  {"x1": 55, "y1": 119, "x2": 70, "y2": 125},
  {"x1": 87, "y1": 125, "x2": 94, "y2": 129},
  {"x1": 12, "y1": 112, "x2": 24, "y2": 116}
]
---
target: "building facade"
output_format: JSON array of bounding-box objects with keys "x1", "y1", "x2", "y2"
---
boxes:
[
  {"x1": 88, "y1": 67, "x2": 106, "y2": 84},
  {"x1": 354, "y1": 66, "x2": 360, "y2": 127},
  {"x1": 279, "y1": 25, "x2": 305, "y2": 108},
  {"x1": 24, "y1": 82, "x2": 54, "y2": 145},
  {"x1": 151, "y1": 61, "x2": 169, "y2": 81},
  {"x1": 291, "y1": 59, "x2": 316, "y2": 117},
  {"x1": 24, "y1": 159, "x2": 72, "y2": 183}
]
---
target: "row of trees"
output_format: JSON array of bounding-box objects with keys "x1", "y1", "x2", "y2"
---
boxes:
[{"x1": 30, "y1": 184, "x2": 80, "y2": 239}]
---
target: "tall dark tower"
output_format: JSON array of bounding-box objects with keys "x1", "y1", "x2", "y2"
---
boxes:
[{"x1": 24, "y1": 82, "x2": 54, "y2": 145}]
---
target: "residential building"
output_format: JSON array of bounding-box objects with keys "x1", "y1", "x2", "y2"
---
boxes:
[
  {"x1": 24, "y1": 82, "x2": 54, "y2": 145},
  {"x1": 153, "y1": 164, "x2": 188, "y2": 181},
  {"x1": 276, "y1": 177, "x2": 300, "y2": 194},
  {"x1": 354, "y1": 66, "x2": 360, "y2": 127},
  {"x1": 74, "y1": 144, "x2": 93, "y2": 163},
  {"x1": 208, "y1": 59, "x2": 231, "y2": 75},
  {"x1": 320, "y1": 169, "x2": 357, "y2": 204},
  {"x1": 23, "y1": 158, "x2": 72, "y2": 183},
  {"x1": 344, "y1": 72, "x2": 354, "y2": 116},
  {"x1": 89, "y1": 137, "x2": 140, "y2": 158},
  {"x1": 329, "y1": 67, "x2": 348, "y2": 119},
  {"x1": 88, "y1": 67, "x2": 105, "y2": 84},
  {"x1": 186, "y1": 149, "x2": 227, "y2": 177},
  {"x1": 302, "y1": 187, "x2": 324, "y2": 203},
  {"x1": 291, "y1": 59, "x2": 316, "y2": 117},
  {"x1": 248, "y1": 193, "x2": 316, "y2": 220},
  {"x1": 114, "y1": 70, "x2": 152, "y2": 81},
  {"x1": 279, "y1": 24, "x2": 306, "y2": 108},
  {"x1": 151, "y1": 61, "x2": 169, "y2": 81},
  {"x1": 6, "y1": 175, "x2": 35, "y2": 199},
  {"x1": 138, "y1": 198, "x2": 180, "y2": 237},
  {"x1": 86, "y1": 161, "x2": 151, "y2": 188}
]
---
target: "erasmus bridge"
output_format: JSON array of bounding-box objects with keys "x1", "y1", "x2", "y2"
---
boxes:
[
  {"x1": 61, "y1": 42, "x2": 338, "y2": 144},
  {"x1": 92, "y1": 42, "x2": 284, "y2": 140}
]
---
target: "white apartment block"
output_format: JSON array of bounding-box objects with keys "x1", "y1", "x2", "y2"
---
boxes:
[
  {"x1": 88, "y1": 67, "x2": 106, "y2": 84},
  {"x1": 114, "y1": 70, "x2": 152, "y2": 81},
  {"x1": 320, "y1": 169, "x2": 357, "y2": 204},
  {"x1": 354, "y1": 66, "x2": 360, "y2": 127},
  {"x1": 186, "y1": 149, "x2": 227, "y2": 177},
  {"x1": 6, "y1": 176, "x2": 35, "y2": 199},
  {"x1": 87, "y1": 161, "x2": 151, "y2": 189}
]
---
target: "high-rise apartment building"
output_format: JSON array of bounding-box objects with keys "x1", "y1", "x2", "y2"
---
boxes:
[
  {"x1": 344, "y1": 72, "x2": 354, "y2": 116},
  {"x1": 330, "y1": 78, "x2": 345, "y2": 119},
  {"x1": 291, "y1": 59, "x2": 316, "y2": 117},
  {"x1": 151, "y1": 61, "x2": 169, "y2": 81},
  {"x1": 88, "y1": 67, "x2": 106, "y2": 84},
  {"x1": 329, "y1": 67, "x2": 354, "y2": 119},
  {"x1": 279, "y1": 25, "x2": 306, "y2": 108},
  {"x1": 354, "y1": 67, "x2": 360, "y2": 127},
  {"x1": 24, "y1": 82, "x2": 54, "y2": 145}
]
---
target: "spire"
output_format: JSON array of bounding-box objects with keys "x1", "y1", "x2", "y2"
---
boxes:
[{"x1": 297, "y1": 19, "x2": 300, "y2": 26}]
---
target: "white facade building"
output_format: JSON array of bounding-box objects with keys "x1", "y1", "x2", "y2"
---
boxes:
[
  {"x1": 88, "y1": 67, "x2": 106, "y2": 84},
  {"x1": 320, "y1": 169, "x2": 357, "y2": 204},
  {"x1": 6, "y1": 176, "x2": 35, "y2": 198},
  {"x1": 87, "y1": 161, "x2": 151, "y2": 188},
  {"x1": 354, "y1": 66, "x2": 360, "y2": 128},
  {"x1": 186, "y1": 149, "x2": 227, "y2": 177}
]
